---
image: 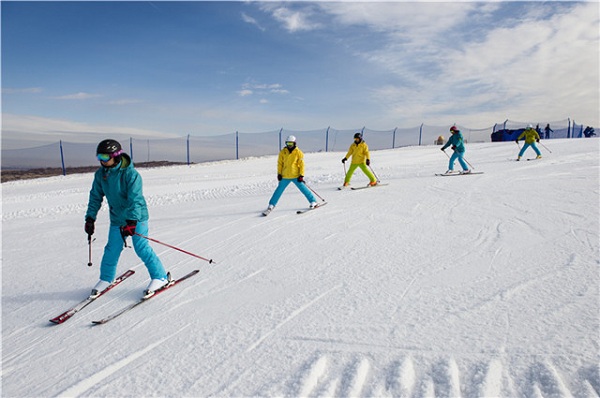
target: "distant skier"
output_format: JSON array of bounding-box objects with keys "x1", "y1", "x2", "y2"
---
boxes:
[
  {"x1": 263, "y1": 135, "x2": 317, "y2": 214},
  {"x1": 440, "y1": 126, "x2": 471, "y2": 174},
  {"x1": 85, "y1": 139, "x2": 170, "y2": 298},
  {"x1": 544, "y1": 123, "x2": 553, "y2": 139},
  {"x1": 341, "y1": 132, "x2": 378, "y2": 187},
  {"x1": 583, "y1": 126, "x2": 595, "y2": 138},
  {"x1": 515, "y1": 124, "x2": 542, "y2": 161}
]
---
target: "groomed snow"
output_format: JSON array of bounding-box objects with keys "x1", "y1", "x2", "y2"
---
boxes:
[{"x1": 2, "y1": 138, "x2": 599, "y2": 397}]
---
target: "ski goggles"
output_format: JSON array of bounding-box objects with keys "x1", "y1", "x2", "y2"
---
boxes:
[
  {"x1": 97, "y1": 150, "x2": 122, "y2": 162},
  {"x1": 285, "y1": 141, "x2": 295, "y2": 147}
]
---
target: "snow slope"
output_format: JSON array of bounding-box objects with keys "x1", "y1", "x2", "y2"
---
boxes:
[{"x1": 2, "y1": 138, "x2": 599, "y2": 397}]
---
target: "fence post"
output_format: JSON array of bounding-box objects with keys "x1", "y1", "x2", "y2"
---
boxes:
[
  {"x1": 568, "y1": 118, "x2": 571, "y2": 138},
  {"x1": 325, "y1": 126, "x2": 330, "y2": 152},
  {"x1": 187, "y1": 134, "x2": 190, "y2": 165},
  {"x1": 59, "y1": 140, "x2": 66, "y2": 176},
  {"x1": 392, "y1": 127, "x2": 397, "y2": 148},
  {"x1": 129, "y1": 137, "x2": 133, "y2": 162},
  {"x1": 278, "y1": 127, "x2": 283, "y2": 149},
  {"x1": 236, "y1": 131, "x2": 239, "y2": 160},
  {"x1": 418, "y1": 123, "x2": 423, "y2": 146}
]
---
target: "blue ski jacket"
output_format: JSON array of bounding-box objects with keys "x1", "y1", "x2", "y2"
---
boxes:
[{"x1": 85, "y1": 154, "x2": 149, "y2": 225}]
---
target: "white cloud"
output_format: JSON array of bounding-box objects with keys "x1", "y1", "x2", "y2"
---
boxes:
[
  {"x1": 301, "y1": 2, "x2": 599, "y2": 127},
  {"x1": 2, "y1": 87, "x2": 43, "y2": 94},
  {"x1": 241, "y1": 12, "x2": 265, "y2": 31},
  {"x1": 52, "y1": 92, "x2": 102, "y2": 100},
  {"x1": 2, "y1": 113, "x2": 178, "y2": 149},
  {"x1": 239, "y1": 82, "x2": 289, "y2": 97},
  {"x1": 258, "y1": 3, "x2": 322, "y2": 32}
]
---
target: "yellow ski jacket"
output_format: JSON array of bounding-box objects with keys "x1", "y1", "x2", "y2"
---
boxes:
[
  {"x1": 345, "y1": 141, "x2": 371, "y2": 165},
  {"x1": 277, "y1": 147, "x2": 305, "y2": 179},
  {"x1": 517, "y1": 128, "x2": 540, "y2": 144}
]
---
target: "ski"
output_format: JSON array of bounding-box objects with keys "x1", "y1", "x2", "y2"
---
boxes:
[
  {"x1": 337, "y1": 186, "x2": 350, "y2": 190},
  {"x1": 351, "y1": 183, "x2": 389, "y2": 190},
  {"x1": 435, "y1": 172, "x2": 483, "y2": 176},
  {"x1": 297, "y1": 202, "x2": 328, "y2": 214},
  {"x1": 262, "y1": 208, "x2": 273, "y2": 216},
  {"x1": 91, "y1": 270, "x2": 199, "y2": 325},
  {"x1": 527, "y1": 158, "x2": 542, "y2": 161},
  {"x1": 49, "y1": 269, "x2": 135, "y2": 325}
]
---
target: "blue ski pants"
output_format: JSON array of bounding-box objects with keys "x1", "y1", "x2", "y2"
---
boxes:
[
  {"x1": 100, "y1": 221, "x2": 167, "y2": 282},
  {"x1": 448, "y1": 151, "x2": 469, "y2": 171},
  {"x1": 518, "y1": 143, "x2": 541, "y2": 157},
  {"x1": 268, "y1": 178, "x2": 316, "y2": 207}
]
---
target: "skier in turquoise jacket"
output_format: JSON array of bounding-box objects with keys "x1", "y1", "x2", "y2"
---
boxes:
[
  {"x1": 441, "y1": 126, "x2": 470, "y2": 174},
  {"x1": 85, "y1": 139, "x2": 169, "y2": 298}
]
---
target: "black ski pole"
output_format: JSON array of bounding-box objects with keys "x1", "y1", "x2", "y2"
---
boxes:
[{"x1": 87, "y1": 234, "x2": 93, "y2": 266}]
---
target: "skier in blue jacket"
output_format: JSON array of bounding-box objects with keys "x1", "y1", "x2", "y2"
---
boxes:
[
  {"x1": 85, "y1": 139, "x2": 170, "y2": 298},
  {"x1": 441, "y1": 126, "x2": 471, "y2": 174}
]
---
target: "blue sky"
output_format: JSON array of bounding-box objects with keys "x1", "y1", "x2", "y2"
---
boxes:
[{"x1": 2, "y1": 1, "x2": 599, "y2": 144}]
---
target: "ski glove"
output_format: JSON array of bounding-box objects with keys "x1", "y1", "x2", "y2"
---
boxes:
[
  {"x1": 515, "y1": 139, "x2": 519, "y2": 144},
  {"x1": 84, "y1": 217, "x2": 95, "y2": 236},
  {"x1": 120, "y1": 220, "x2": 137, "y2": 237},
  {"x1": 342, "y1": 158, "x2": 347, "y2": 163},
  {"x1": 277, "y1": 174, "x2": 282, "y2": 181},
  {"x1": 297, "y1": 175, "x2": 304, "y2": 183},
  {"x1": 366, "y1": 159, "x2": 370, "y2": 166},
  {"x1": 452, "y1": 145, "x2": 456, "y2": 150},
  {"x1": 536, "y1": 139, "x2": 540, "y2": 143}
]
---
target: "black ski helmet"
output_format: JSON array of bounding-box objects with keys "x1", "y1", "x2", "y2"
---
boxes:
[
  {"x1": 354, "y1": 132, "x2": 363, "y2": 139},
  {"x1": 96, "y1": 139, "x2": 122, "y2": 155}
]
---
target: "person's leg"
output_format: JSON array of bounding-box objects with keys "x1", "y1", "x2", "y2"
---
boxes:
[
  {"x1": 99, "y1": 225, "x2": 124, "y2": 282},
  {"x1": 518, "y1": 143, "x2": 530, "y2": 157},
  {"x1": 344, "y1": 164, "x2": 359, "y2": 184},
  {"x1": 531, "y1": 143, "x2": 541, "y2": 156},
  {"x1": 268, "y1": 179, "x2": 292, "y2": 207},
  {"x1": 457, "y1": 152, "x2": 469, "y2": 170},
  {"x1": 448, "y1": 152, "x2": 459, "y2": 170},
  {"x1": 358, "y1": 164, "x2": 377, "y2": 182},
  {"x1": 293, "y1": 180, "x2": 317, "y2": 203},
  {"x1": 131, "y1": 221, "x2": 167, "y2": 280}
]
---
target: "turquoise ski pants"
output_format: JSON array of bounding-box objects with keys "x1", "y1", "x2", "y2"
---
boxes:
[
  {"x1": 268, "y1": 178, "x2": 316, "y2": 207},
  {"x1": 518, "y1": 143, "x2": 541, "y2": 157},
  {"x1": 100, "y1": 221, "x2": 167, "y2": 282},
  {"x1": 449, "y1": 151, "x2": 469, "y2": 171}
]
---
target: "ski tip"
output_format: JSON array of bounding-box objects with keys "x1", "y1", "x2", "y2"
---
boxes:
[{"x1": 91, "y1": 320, "x2": 106, "y2": 325}]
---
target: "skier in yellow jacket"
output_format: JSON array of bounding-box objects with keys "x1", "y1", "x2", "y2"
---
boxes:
[
  {"x1": 341, "y1": 132, "x2": 377, "y2": 187},
  {"x1": 263, "y1": 135, "x2": 317, "y2": 215},
  {"x1": 516, "y1": 124, "x2": 542, "y2": 161}
]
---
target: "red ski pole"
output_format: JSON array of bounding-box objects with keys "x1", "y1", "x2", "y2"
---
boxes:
[{"x1": 135, "y1": 233, "x2": 215, "y2": 264}]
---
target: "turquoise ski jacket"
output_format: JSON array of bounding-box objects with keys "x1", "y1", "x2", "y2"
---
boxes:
[
  {"x1": 85, "y1": 154, "x2": 149, "y2": 226},
  {"x1": 442, "y1": 131, "x2": 466, "y2": 153}
]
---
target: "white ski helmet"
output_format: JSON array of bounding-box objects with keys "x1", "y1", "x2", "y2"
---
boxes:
[
  {"x1": 527, "y1": 124, "x2": 533, "y2": 128},
  {"x1": 286, "y1": 135, "x2": 296, "y2": 143}
]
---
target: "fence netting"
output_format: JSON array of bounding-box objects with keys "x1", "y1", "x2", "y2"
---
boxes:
[{"x1": 1, "y1": 119, "x2": 593, "y2": 170}]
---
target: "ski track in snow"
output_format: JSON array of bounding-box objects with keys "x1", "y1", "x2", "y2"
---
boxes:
[
  {"x1": 245, "y1": 284, "x2": 343, "y2": 353},
  {"x1": 58, "y1": 325, "x2": 191, "y2": 397}
]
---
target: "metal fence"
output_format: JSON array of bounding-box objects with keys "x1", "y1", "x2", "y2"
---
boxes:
[{"x1": 1, "y1": 119, "x2": 592, "y2": 171}]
